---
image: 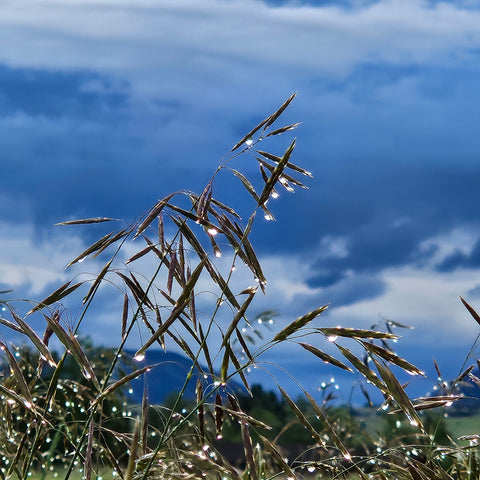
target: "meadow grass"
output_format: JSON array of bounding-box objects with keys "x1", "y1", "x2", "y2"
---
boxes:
[{"x1": 2, "y1": 95, "x2": 480, "y2": 479}]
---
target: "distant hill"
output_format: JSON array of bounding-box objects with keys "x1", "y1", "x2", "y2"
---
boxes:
[{"x1": 122, "y1": 349, "x2": 243, "y2": 405}]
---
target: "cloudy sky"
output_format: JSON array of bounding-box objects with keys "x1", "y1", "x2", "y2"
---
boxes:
[{"x1": 2, "y1": 0, "x2": 480, "y2": 401}]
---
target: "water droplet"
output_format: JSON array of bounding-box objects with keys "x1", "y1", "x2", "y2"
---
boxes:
[
  {"x1": 134, "y1": 354, "x2": 145, "y2": 362},
  {"x1": 207, "y1": 227, "x2": 219, "y2": 236},
  {"x1": 264, "y1": 213, "x2": 274, "y2": 221},
  {"x1": 327, "y1": 335, "x2": 338, "y2": 343},
  {"x1": 307, "y1": 466, "x2": 316, "y2": 473},
  {"x1": 245, "y1": 138, "x2": 253, "y2": 146},
  {"x1": 214, "y1": 247, "x2": 222, "y2": 258}
]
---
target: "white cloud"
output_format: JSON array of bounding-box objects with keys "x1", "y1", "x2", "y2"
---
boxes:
[
  {"x1": 319, "y1": 235, "x2": 349, "y2": 259},
  {"x1": 419, "y1": 226, "x2": 480, "y2": 266},
  {"x1": 0, "y1": 0, "x2": 479, "y2": 103},
  {"x1": 0, "y1": 220, "x2": 92, "y2": 295}
]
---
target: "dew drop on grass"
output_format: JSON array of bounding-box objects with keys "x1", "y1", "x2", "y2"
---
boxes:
[
  {"x1": 307, "y1": 466, "x2": 316, "y2": 473},
  {"x1": 327, "y1": 335, "x2": 338, "y2": 343},
  {"x1": 264, "y1": 213, "x2": 274, "y2": 221},
  {"x1": 207, "y1": 227, "x2": 219, "y2": 236},
  {"x1": 134, "y1": 354, "x2": 145, "y2": 362},
  {"x1": 245, "y1": 138, "x2": 253, "y2": 146}
]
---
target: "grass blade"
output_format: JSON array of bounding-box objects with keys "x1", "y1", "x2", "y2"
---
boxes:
[
  {"x1": 9, "y1": 310, "x2": 56, "y2": 366},
  {"x1": 336, "y1": 344, "x2": 387, "y2": 393},
  {"x1": 44, "y1": 311, "x2": 99, "y2": 388},
  {"x1": 264, "y1": 92, "x2": 297, "y2": 129},
  {"x1": 222, "y1": 290, "x2": 257, "y2": 348},
  {"x1": 0, "y1": 341, "x2": 33, "y2": 404},
  {"x1": 372, "y1": 357, "x2": 424, "y2": 431},
  {"x1": 215, "y1": 392, "x2": 224, "y2": 439},
  {"x1": 82, "y1": 258, "x2": 113, "y2": 305},
  {"x1": 278, "y1": 386, "x2": 322, "y2": 443},
  {"x1": 27, "y1": 281, "x2": 83, "y2": 315},
  {"x1": 66, "y1": 232, "x2": 113, "y2": 267},
  {"x1": 360, "y1": 341, "x2": 425, "y2": 376},
  {"x1": 461, "y1": 296, "x2": 480, "y2": 326},
  {"x1": 135, "y1": 193, "x2": 176, "y2": 238},
  {"x1": 92, "y1": 364, "x2": 154, "y2": 407},
  {"x1": 258, "y1": 434, "x2": 297, "y2": 479},
  {"x1": 299, "y1": 343, "x2": 353, "y2": 372},
  {"x1": 241, "y1": 418, "x2": 258, "y2": 480},
  {"x1": 318, "y1": 327, "x2": 398, "y2": 340},
  {"x1": 135, "y1": 257, "x2": 207, "y2": 357},
  {"x1": 55, "y1": 217, "x2": 114, "y2": 225},
  {"x1": 231, "y1": 169, "x2": 260, "y2": 203},
  {"x1": 258, "y1": 139, "x2": 296, "y2": 206},
  {"x1": 264, "y1": 122, "x2": 302, "y2": 137},
  {"x1": 273, "y1": 305, "x2": 328, "y2": 341}
]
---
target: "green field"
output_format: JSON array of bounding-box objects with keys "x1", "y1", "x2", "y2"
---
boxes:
[{"x1": 30, "y1": 468, "x2": 115, "y2": 480}]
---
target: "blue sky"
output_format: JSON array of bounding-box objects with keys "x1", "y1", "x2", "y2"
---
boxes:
[{"x1": 2, "y1": 0, "x2": 480, "y2": 402}]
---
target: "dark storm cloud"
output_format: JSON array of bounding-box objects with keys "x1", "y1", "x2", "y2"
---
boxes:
[
  {"x1": 0, "y1": 66, "x2": 129, "y2": 118},
  {"x1": 252, "y1": 159, "x2": 480, "y2": 291},
  {"x1": 321, "y1": 275, "x2": 387, "y2": 307}
]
